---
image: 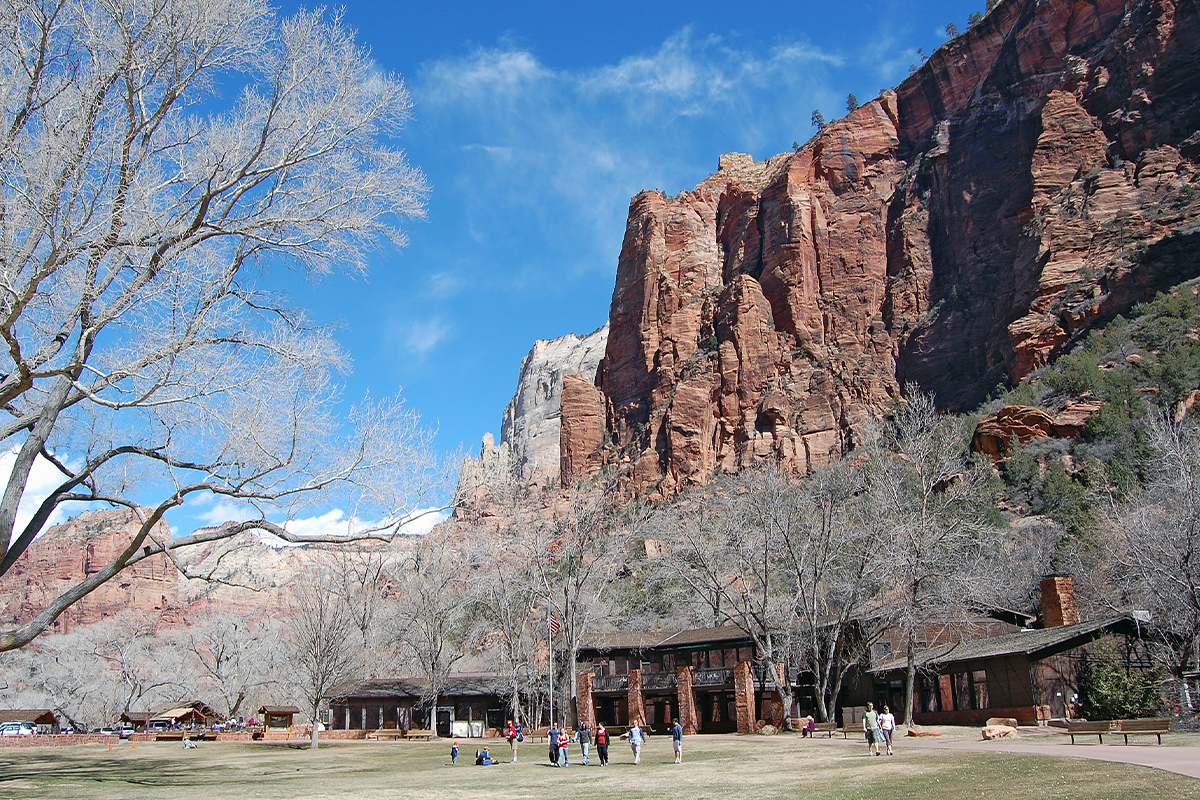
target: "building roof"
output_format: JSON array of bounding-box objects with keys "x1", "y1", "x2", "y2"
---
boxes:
[
  {"x1": 0, "y1": 709, "x2": 58, "y2": 725},
  {"x1": 258, "y1": 706, "x2": 302, "y2": 715},
  {"x1": 871, "y1": 616, "x2": 1143, "y2": 673},
  {"x1": 580, "y1": 625, "x2": 753, "y2": 654},
  {"x1": 125, "y1": 700, "x2": 220, "y2": 723},
  {"x1": 325, "y1": 674, "x2": 507, "y2": 701}
]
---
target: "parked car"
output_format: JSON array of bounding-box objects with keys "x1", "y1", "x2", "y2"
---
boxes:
[
  {"x1": 0, "y1": 721, "x2": 37, "y2": 736},
  {"x1": 118, "y1": 725, "x2": 135, "y2": 739}
]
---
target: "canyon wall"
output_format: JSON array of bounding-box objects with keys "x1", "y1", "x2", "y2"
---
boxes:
[
  {"x1": 0, "y1": 509, "x2": 346, "y2": 635},
  {"x1": 562, "y1": 0, "x2": 1200, "y2": 498}
]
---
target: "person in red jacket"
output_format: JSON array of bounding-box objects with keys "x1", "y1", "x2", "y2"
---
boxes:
[{"x1": 505, "y1": 719, "x2": 521, "y2": 763}]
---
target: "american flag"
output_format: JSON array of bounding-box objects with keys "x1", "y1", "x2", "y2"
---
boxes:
[{"x1": 548, "y1": 612, "x2": 562, "y2": 635}]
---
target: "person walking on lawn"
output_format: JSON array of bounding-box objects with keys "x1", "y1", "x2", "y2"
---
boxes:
[
  {"x1": 671, "y1": 719, "x2": 684, "y2": 764},
  {"x1": 595, "y1": 723, "x2": 610, "y2": 766},
  {"x1": 863, "y1": 702, "x2": 883, "y2": 756}
]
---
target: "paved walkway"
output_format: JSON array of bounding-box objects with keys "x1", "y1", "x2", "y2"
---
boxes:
[{"x1": 898, "y1": 736, "x2": 1200, "y2": 779}]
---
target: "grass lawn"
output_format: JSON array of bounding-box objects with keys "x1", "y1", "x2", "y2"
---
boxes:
[{"x1": 0, "y1": 733, "x2": 1195, "y2": 800}]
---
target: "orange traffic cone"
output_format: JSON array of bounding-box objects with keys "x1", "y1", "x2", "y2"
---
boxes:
[
  {"x1": 108, "y1": 742, "x2": 112, "y2": 751},
  {"x1": 131, "y1": 742, "x2": 135, "y2": 750}
]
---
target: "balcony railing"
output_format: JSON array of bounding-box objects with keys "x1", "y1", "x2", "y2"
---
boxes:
[
  {"x1": 642, "y1": 672, "x2": 676, "y2": 690},
  {"x1": 692, "y1": 667, "x2": 735, "y2": 686},
  {"x1": 592, "y1": 675, "x2": 628, "y2": 692}
]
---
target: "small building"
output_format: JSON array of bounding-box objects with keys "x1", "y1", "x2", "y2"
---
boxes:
[
  {"x1": 869, "y1": 615, "x2": 1151, "y2": 724},
  {"x1": 258, "y1": 705, "x2": 301, "y2": 731},
  {"x1": 124, "y1": 700, "x2": 219, "y2": 729},
  {"x1": 0, "y1": 709, "x2": 59, "y2": 733},
  {"x1": 326, "y1": 675, "x2": 509, "y2": 738}
]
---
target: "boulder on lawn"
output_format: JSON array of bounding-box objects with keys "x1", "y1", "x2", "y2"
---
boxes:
[
  {"x1": 905, "y1": 729, "x2": 941, "y2": 737},
  {"x1": 981, "y1": 725, "x2": 1018, "y2": 740},
  {"x1": 758, "y1": 724, "x2": 778, "y2": 735},
  {"x1": 985, "y1": 717, "x2": 1019, "y2": 729}
]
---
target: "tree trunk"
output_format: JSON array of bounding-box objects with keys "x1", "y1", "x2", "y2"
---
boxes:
[
  {"x1": 310, "y1": 702, "x2": 320, "y2": 750},
  {"x1": 903, "y1": 636, "x2": 916, "y2": 728},
  {"x1": 774, "y1": 663, "x2": 795, "y2": 731},
  {"x1": 568, "y1": 647, "x2": 579, "y2": 728}
]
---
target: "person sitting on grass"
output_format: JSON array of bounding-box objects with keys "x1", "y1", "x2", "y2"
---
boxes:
[{"x1": 476, "y1": 746, "x2": 499, "y2": 765}]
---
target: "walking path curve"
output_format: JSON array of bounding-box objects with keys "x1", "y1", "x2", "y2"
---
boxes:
[{"x1": 899, "y1": 736, "x2": 1200, "y2": 779}]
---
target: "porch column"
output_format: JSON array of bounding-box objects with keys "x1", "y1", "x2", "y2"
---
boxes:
[
  {"x1": 578, "y1": 671, "x2": 596, "y2": 730},
  {"x1": 676, "y1": 666, "x2": 699, "y2": 735},
  {"x1": 626, "y1": 669, "x2": 646, "y2": 727},
  {"x1": 733, "y1": 660, "x2": 755, "y2": 734}
]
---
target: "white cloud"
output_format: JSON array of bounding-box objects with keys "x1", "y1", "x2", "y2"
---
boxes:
[
  {"x1": 0, "y1": 448, "x2": 83, "y2": 545},
  {"x1": 396, "y1": 317, "x2": 451, "y2": 357},
  {"x1": 264, "y1": 506, "x2": 448, "y2": 546},
  {"x1": 182, "y1": 492, "x2": 260, "y2": 527}
]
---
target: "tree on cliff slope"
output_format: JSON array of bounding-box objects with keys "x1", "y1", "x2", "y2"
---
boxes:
[{"x1": 0, "y1": 0, "x2": 442, "y2": 651}]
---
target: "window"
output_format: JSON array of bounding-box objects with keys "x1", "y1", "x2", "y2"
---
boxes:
[
  {"x1": 938, "y1": 674, "x2": 954, "y2": 711},
  {"x1": 954, "y1": 672, "x2": 972, "y2": 710},
  {"x1": 972, "y1": 670, "x2": 990, "y2": 710},
  {"x1": 947, "y1": 670, "x2": 991, "y2": 711},
  {"x1": 662, "y1": 653, "x2": 675, "y2": 672}
]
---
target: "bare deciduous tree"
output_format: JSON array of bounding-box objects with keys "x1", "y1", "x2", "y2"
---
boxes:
[
  {"x1": 0, "y1": 0, "x2": 444, "y2": 651},
  {"x1": 654, "y1": 471, "x2": 805, "y2": 729},
  {"x1": 532, "y1": 481, "x2": 624, "y2": 727},
  {"x1": 870, "y1": 391, "x2": 1002, "y2": 726},
  {"x1": 182, "y1": 614, "x2": 279, "y2": 720},
  {"x1": 391, "y1": 533, "x2": 479, "y2": 734},
  {"x1": 1114, "y1": 413, "x2": 1200, "y2": 685},
  {"x1": 286, "y1": 569, "x2": 359, "y2": 749}
]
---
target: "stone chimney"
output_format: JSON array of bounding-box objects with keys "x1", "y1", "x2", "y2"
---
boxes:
[{"x1": 1040, "y1": 576, "x2": 1081, "y2": 627}]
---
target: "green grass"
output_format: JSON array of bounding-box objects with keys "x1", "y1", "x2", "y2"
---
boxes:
[{"x1": 0, "y1": 734, "x2": 1195, "y2": 800}]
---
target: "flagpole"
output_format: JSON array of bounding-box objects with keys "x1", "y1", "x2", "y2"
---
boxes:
[{"x1": 548, "y1": 597, "x2": 554, "y2": 728}]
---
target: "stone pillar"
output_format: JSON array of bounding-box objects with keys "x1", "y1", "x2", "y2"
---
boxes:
[
  {"x1": 733, "y1": 660, "x2": 755, "y2": 734},
  {"x1": 578, "y1": 671, "x2": 596, "y2": 730},
  {"x1": 676, "y1": 666, "x2": 699, "y2": 735},
  {"x1": 626, "y1": 669, "x2": 646, "y2": 727}
]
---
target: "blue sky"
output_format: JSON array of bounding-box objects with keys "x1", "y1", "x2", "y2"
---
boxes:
[{"x1": 263, "y1": 0, "x2": 986, "y2": 466}]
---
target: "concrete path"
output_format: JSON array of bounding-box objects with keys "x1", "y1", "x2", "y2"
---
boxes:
[{"x1": 898, "y1": 737, "x2": 1200, "y2": 779}]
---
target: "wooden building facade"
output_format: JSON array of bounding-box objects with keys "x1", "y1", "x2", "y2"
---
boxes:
[
  {"x1": 325, "y1": 675, "x2": 509, "y2": 738},
  {"x1": 577, "y1": 626, "x2": 796, "y2": 734},
  {"x1": 868, "y1": 616, "x2": 1150, "y2": 724}
]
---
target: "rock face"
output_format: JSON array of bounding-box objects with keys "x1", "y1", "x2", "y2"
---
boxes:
[
  {"x1": 563, "y1": 0, "x2": 1200, "y2": 498},
  {"x1": 0, "y1": 509, "x2": 357, "y2": 634},
  {"x1": 0, "y1": 510, "x2": 178, "y2": 634},
  {"x1": 499, "y1": 324, "x2": 609, "y2": 484},
  {"x1": 971, "y1": 402, "x2": 1101, "y2": 457}
]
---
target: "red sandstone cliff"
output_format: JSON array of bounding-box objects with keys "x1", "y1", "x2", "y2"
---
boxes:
[
  {"x1": 0, "y1": 509, "x2": 343, "y2": 635},
  {"x1": 562, "y1": 0, "x2": 1200, "y2": 498}
]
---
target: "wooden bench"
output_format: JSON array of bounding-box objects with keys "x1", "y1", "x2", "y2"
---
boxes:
[
  {"x1": 1116, "y1": 718, "x2": 1171, "y2": 745},
  {"x1": 404, "y1": 729, "x2": 434, "y2": 741},
  {"x1": 811, "y1": 722, "x2": 839, "y2": 738},
  {"x1": 1068, "y1": 720, "x2": 1111, "y2": 743},
  {"x1": 528, "y1": 727, "x2": 551, "y2": 743},
  {"x1": 366, "y1": 729, "x2": 405, "y2": 741}
]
